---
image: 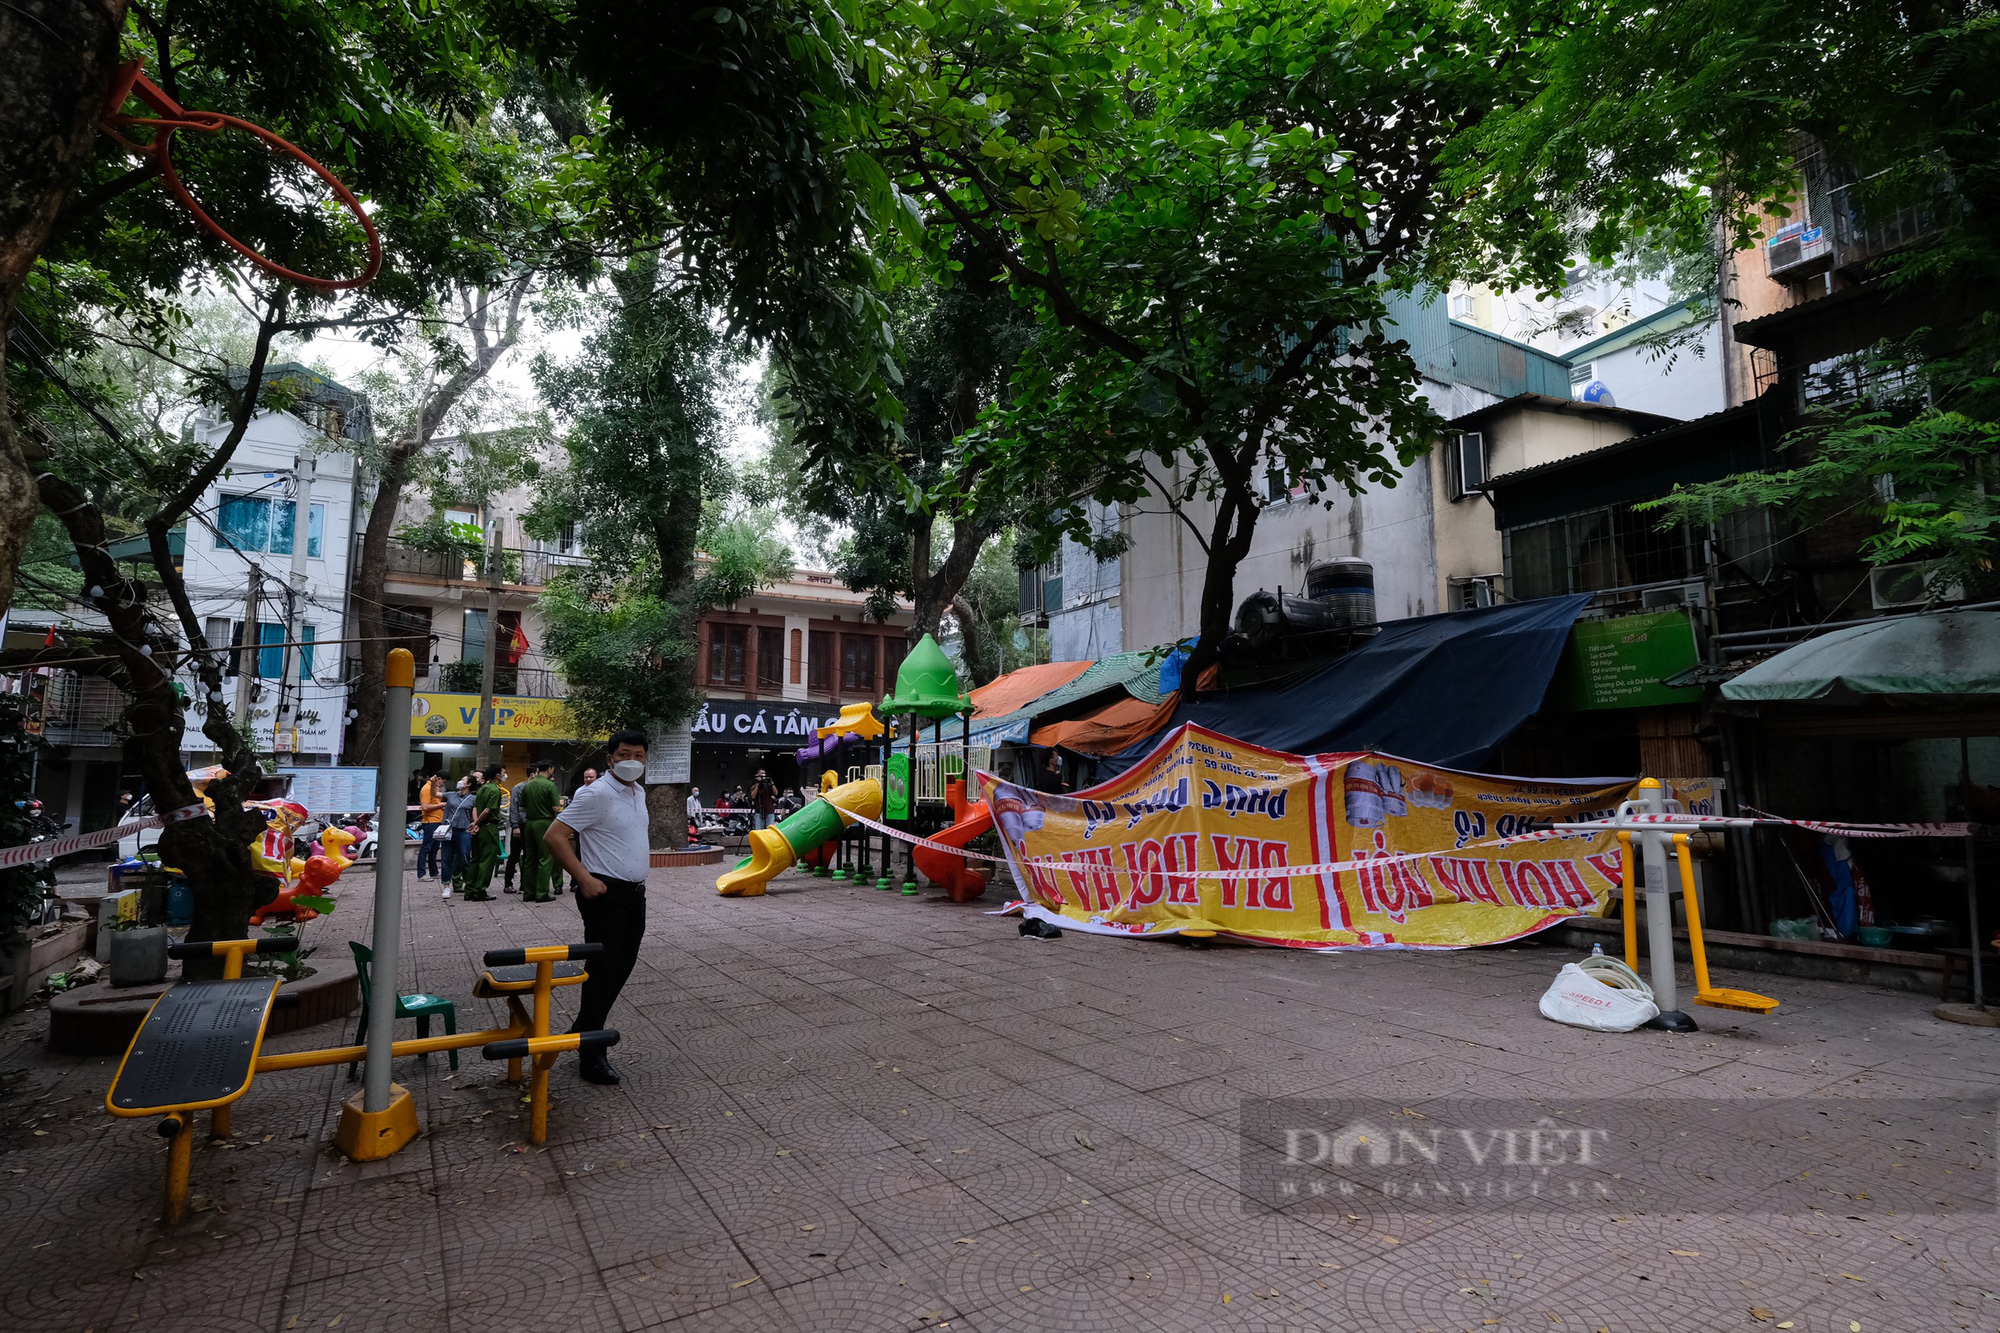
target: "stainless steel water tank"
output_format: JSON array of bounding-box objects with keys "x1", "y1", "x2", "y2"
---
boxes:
[{"x1": 1305, "y1": 557, "x2": 1376, "y2": 628}]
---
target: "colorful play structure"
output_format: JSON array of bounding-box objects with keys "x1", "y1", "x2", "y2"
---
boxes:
[
  {"x1": 716, "y1": 634, "x2": 999, "y2": 901},
  {"x1": 104, "y1": 652, "x2": 616, "y2": 1224}
]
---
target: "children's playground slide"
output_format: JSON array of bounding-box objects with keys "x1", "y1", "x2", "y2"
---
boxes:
[
  {"x1": 912, "y1": 802, "x2": 996, "y2": 902},
  {"x1": 715, "y1": 779, "x2": 883, "y2": 897}
]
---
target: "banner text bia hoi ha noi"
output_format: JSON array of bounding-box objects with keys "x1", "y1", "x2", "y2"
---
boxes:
[{"x1": 986, "y1": 725, "x2": 1715, "y2": 949}]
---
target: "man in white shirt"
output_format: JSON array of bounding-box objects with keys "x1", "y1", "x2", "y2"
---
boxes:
[{"x1": 544, "y1": 730, "x2": 652, "y2": 1085}]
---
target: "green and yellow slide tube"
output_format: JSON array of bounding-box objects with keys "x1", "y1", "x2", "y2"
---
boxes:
[{"x1": 716, "y1": 779, "x2": 883, "y2": 897}]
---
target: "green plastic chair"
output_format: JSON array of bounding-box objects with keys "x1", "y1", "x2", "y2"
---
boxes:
[{"x1": 346, "y1": 940, "x2": 458, "y2": 1080}]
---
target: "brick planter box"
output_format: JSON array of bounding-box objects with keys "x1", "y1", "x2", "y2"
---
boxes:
[
  {"x1": 651, "y1": 846, "x2": 727, "y2": 868},
  {"x1": 47, "y1": 956, "x2": 359, "y2": 1055},
  {"x1": 1, "y1": 918, "x2": 91, "y2": 1014}
]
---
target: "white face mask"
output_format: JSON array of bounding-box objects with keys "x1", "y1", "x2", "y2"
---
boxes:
[{"x1": 611, "y1": 759, "x2": 646, "y2": 783}]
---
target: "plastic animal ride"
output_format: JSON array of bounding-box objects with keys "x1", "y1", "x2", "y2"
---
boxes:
[{"x1": 319, "y1": 826, "x2": 357, "y2": 869}]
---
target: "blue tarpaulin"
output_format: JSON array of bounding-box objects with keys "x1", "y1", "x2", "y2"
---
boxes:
[{"x1": 1097, "y1": 595, "x2": 1591, "y2": 775}]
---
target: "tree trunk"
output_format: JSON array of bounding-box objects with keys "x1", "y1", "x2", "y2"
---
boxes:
[
  {"x1": 344, "y1": 280, "x2": 528, "y2": 762},
  {"x1": 949, "y1": 593, "x2": 995, "y2": 685},
  {"x1": 908, "y1": 517, "x2": 995, "y2": 640},
  {"x1": 1179, "y1": 486, "x2": 1259, "y2": 698},
  {"x1": 40, "y1": 473, "x2": 272, "y2": 976},
  {"x1": 645, "y1": 781, "x2": 687, "y2": 850},
  {"x1": 345, "y1": 445, "x2": 416, "y2": 765},
  {"x1": 0, "y1": 0, "x2": 127, "y2": 618}
]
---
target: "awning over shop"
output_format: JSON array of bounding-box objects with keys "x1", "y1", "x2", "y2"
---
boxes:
[
  {"x1": 968, "y1": 660, "x2": 1092, "y2": 718},
  {"x1": 1722, "y1": 609, "x2": 2000, "y2": 703},
  {"x1": 922, "y1": 650, "x2": 1159, "y2": 743},
  {"x1": 1485, "y1": 396, "x2": 1777, "y2": 530},
  {"x1": 1099, "y1": 595, "x2": 1592, "y2": 775},
  {"x1": 1029, "y1": 696, "x2": 1178, "y2": 755}
]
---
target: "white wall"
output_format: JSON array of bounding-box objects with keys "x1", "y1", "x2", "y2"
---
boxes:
[
  {"x1": 1570, "y1": 316, "x2": 1726, "y2": 420},
  {"x1": 1119, "y1": 378, "x2": 1457, "y2": 651},
  {"x1": 177, "y1": 408, "x2": 356, "y2": 759}
]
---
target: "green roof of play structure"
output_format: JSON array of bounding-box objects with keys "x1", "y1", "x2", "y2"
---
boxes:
[{"x1": 879, "y1": 633, "x2": 971, "y2": 719}]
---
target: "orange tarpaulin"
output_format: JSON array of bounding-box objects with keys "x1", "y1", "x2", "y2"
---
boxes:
[
  {"x1": 1028, "y1": 696, "x2": 1178, "y2": 755},
  {"x1": 969, "y1": 660, "x2": 1092, "y2": 719}
]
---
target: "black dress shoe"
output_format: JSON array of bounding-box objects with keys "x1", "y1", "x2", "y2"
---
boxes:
[{"x1": 579, "y1": 1053, "x2": 621, "y2": 1086}]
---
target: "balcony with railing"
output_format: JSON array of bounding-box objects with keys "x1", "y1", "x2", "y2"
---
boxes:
[
  {"x1": 424, "y1": 660, "x2": 566, "y2": 699},
  {"x1": 383, "y1": 540, "x2": 589, "y2": 590}
]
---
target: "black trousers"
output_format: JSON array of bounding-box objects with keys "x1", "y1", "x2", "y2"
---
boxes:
[{"x1": 572, "y1": 876, "x2": 646, "y2": 1034}]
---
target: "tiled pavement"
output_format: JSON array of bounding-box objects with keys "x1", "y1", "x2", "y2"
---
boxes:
[{"x1": 2, "y1": 864, "x2": 1996, "y2": 1332}]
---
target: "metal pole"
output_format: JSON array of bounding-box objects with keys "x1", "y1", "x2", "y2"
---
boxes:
[
  {"x1": 1639, "y1": 778, "x2": 1696, "y2": 1031},
  {"x1": 364, "y1": 649, "x2": 416, "y2": 1113},
  {"x1": 1965, "y1": 736, "x2": 1984, "y2": 1011},
  {"x1": 235, "y1": 563, "x2": 262, "y2": 721},
  {"x1": 277, "y1": 453, "x2": 316, "y2": 761},
  {"x1": 475, "y1": 518, "x2": 502, "y2": 771}
]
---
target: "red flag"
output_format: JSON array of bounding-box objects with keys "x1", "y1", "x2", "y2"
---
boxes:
[
  {"x1": 43, "y1": 627, "x2": 56, "y2": 647},
  {"x1": 507, "y1": 621, "x2": 530, "y2": 666}
]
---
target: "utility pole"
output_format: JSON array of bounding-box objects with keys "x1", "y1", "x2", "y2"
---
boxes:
[
  {"x1": 234, "y1": 562, "x2": 263, "y2": 723},
  {"x1": 475, "y1": 516, "x2": 502, "y2": 771},
  {"x1": 276, "y1": 451, "x2": 317, "y2": 761}
]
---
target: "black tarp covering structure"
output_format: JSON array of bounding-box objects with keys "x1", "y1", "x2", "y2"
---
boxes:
[{"x1": 1098, "y1": 595, "x2": 1591, "y2": 776}]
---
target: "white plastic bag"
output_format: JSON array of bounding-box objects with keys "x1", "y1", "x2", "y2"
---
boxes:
[{"x1": 1538, "y1": 962, "x2": 1659, "y2": 1032}]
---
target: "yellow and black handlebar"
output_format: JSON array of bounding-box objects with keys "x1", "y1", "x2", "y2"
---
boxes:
[
  {"x1": 482, "y1": 942, "x2": 605, "y2": 967},
  {"x1": 482, "y1": 1028, "x2": 619, "y2": 1062},
  {"x1": 169, "y1": 937, "x2": 299, "y2": 979}
]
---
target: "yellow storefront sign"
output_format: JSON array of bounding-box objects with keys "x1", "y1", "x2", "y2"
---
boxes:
[
  {"x1": 410, "y1": 693, "x2": 589, "y2": 742},
  {"x1": 988, "y1": 724, "x2": 1714, "y2": 950}
]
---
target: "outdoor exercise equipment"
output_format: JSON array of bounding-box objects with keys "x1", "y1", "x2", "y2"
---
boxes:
[
  {"x1": 99, "y1": 58, "x2": 383, "y2": 291},
  {"x1": 1674, "y1": 832, "x2": 1780, "y2": 1015},
  {"x1": 1575, "y1": 778, "x2": 1779, "y2": 1032},
  {"x1": 104, "y1": 654, "x2": 616, "y2": 1224}
]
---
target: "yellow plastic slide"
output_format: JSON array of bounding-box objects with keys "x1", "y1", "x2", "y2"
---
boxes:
[{"x1": 715, "y1": 779, "x2": 883, "y2": 897}]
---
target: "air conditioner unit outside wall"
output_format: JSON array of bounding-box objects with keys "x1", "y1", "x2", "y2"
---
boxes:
[
  {"x1": 1767, "y1": 221, "x2": 1834, "y2": 281},
  {"x1": 1869, "y1": 562, "x2": 1964, "y2": 610}
]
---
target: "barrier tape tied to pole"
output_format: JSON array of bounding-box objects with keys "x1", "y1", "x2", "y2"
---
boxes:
[{"x1": 0, "y1": 817, "x2": 164, "y2": 872}]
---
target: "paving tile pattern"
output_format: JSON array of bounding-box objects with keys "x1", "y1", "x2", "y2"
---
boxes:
[{"x1": 2, "y1": 864, "x2": 1996, "y2": 1331}]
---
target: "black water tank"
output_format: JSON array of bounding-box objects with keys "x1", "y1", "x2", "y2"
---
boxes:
[
  {"x1": 1305, "y1": 557, "x2": 1376, "y2": 628},
  {"x1": 1233, "y1": 590, "x2": 1354, "y2": 647}
]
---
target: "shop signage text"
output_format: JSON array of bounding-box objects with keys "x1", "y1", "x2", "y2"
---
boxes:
[{"x1": 691, "y1": 699, "x2": 843, "y2": 747}]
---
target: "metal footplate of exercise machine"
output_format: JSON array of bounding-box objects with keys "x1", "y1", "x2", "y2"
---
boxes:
[{"x1": 106, "y1": 976, "x2": 282, "y2": 1116}]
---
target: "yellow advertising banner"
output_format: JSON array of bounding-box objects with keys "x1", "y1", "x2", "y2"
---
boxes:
[
  {"x1": 410, "y1": 692, "x2": 586, "y2": 742},
  {"x1": 987, "y1": 724, "x2": 1715, "y2": 950}
]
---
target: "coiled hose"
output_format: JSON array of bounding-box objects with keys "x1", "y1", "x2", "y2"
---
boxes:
[{"x1": 1577, "y1": 951, "x2": 1653, "y2": 999}]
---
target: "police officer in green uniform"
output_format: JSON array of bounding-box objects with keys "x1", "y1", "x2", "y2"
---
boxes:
[
  {"x1": 515, "y1": 762, "x2": 562, "y2": 901},
  {"x1": 461, "y1": 767, "x2": 505, "y2": 900}
]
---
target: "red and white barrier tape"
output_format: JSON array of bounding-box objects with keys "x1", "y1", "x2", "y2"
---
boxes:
[
  {"x1": 835, "y1": 802, "x2": 1973, "y2": 887},
  {"x1": 0, "y1": 816, "x2": 165, "y2": 871}
]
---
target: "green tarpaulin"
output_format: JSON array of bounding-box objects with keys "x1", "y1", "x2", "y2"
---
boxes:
[{"x1": 1721, "y1": 610, "x2": 2000, "y2": 702}]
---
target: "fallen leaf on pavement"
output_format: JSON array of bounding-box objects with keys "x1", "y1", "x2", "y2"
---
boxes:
[{"x1": 731, "y1": 1277, "x2": 760, "y2": 1289}]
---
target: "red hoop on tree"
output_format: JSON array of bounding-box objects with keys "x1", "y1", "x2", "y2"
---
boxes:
[{"x1": 99, "y1": 59, "x2": 383, "y2": 293}]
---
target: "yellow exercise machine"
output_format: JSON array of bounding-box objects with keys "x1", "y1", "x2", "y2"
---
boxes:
[
  {"x1": 105, "y1": 936, "x2": 608, "y2": 1224},
  {"x1": 1608, "y1": 784, "x2": 1779, "y2": 1026},
  {"x1": 1674, "y1": 833, "x2": 1778, "y2": 1015}
]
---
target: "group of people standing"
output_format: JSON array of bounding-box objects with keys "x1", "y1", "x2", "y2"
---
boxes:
[{"x1": 415, "y1": 761, "x2": 576, "y2": 902}]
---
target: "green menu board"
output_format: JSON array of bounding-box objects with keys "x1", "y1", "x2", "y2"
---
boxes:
[{"x1": 1549, "y1": 610, "x2": 1703, "y2": 711}]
